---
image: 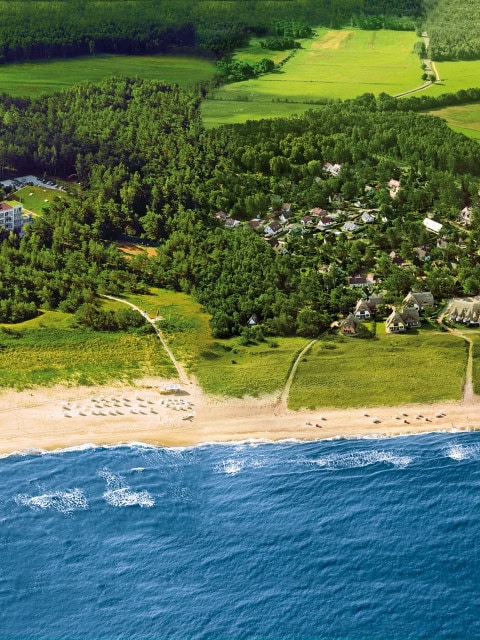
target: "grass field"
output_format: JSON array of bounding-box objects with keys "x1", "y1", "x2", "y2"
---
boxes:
[
  {"x1": 427, "y1": 104, "x2": 480, "y2": 140},
  {"x1": 288, "y1": 328, "x2": 467, "y2": 410},
  {"x1": 202, "y1": 29, "x2": 422, "y2": 127},
  {"x1": 470, "y1": 334, "x2": 480, "y2": 395},
  {"x1": 7, "y1": 186, "x2": 71, "y2": 215},
  {"x1": 125, "y1": 288, "x2": 308, "y2": 397},
  {"x1": 424, "y1": 60, "x2": 480, "y2": 97},
  {"x1": 0, "y1": 307, "x2": 175, "y2": 390},
  {"x1": 0, "y1": 54, "x2": 217, "y2": 97}
]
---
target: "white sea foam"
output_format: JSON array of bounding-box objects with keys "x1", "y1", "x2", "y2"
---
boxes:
[
  {"x1": 445, "y1": 443, "x2": 480, "y2": 461},
  {"x1": 15, "y1": 488, "x2": 88, "y2": 512},
  {"x1": 311, "y1": 450, "x2": 413, "y2": 470},
  {"x1": 98, "y1": 470, "x2": 155, "y2": 508},
  {"x1": 216, "y1": 459, "x2": 244, "y2": 475}
]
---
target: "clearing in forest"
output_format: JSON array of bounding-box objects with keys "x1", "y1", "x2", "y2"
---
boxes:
[
  {"x1": 203, "y1": 28, "x2": 422, "y2": 127},
  {"x1": 427, "y1": 103, "x2": 480, "y2": 140},
  {"x1": 0, "y1": 54, "x2": 216, "y2": 97}
]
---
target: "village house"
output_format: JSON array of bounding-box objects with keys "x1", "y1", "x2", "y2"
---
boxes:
[
  {"x1": 459, "y1": 206, "x2": 472, "y2": 226},
  {"x1": 247, "y1": 314, "x2": 259, "y2": 326},
  {"x1": 309, "y1": 207, "x2": 328, "y2": 217},
  {"x1": 448, "y1": 298, "x2": 480, "y2": 326},
  {"x1": 264, "y1": 220, "x2": 282, "y2": 237},
  {"x1": 423, "y1": 217, "x2": 443, "y2": 234},
  {"x1": 0, "y1": 201, "x2": 25, "y2": 233},
  {"x1": 248, "y1": 219, "x2": 263, "y2": 231},
  {"x1": 403, "y1": 291, "x2": 435, "y2": 312},
  {"x1": 323, "y1": 162, "x2": 342, "y2": 177},
  {"x1": 354, "y1": 294, "x2": 384, "y2": 319},
  {"x1": 317, "y1": 216, "x2": 333, "y2": 229},
  {"x1": 388, "y1": 179, "x2": 401, "y2": 198},
  {"x1": 361, "y1": 212, "x2": 375, "y2": 224},
  {"x1": 224, "y1": 217, "x2": 241, "y2": 229},
  {"x1": 349, "y1": 274, "x2": 367, "y2": 288},
  {"x1": 339, "y1": 313, "x2": 359, "y2": 335},
  {"x1": 343, "y1": 221, "x2": 358, "y2": 232},
  {"x1": 215, "y1": 210, "x2": 227, "y2": 222},
  {"x1": 389, "y1": 251, "x2": 405, "y2": 266},
  {"x1": 386, "y1": 307, "x2": 420, "y2": 333}
]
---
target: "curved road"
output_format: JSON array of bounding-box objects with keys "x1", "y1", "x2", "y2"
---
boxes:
[{"x1": 101, "y1": 295, "x2": 190, "y2": 385}]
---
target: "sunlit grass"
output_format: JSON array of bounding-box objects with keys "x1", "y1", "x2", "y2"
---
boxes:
[{"x1": 288, "y1": 330, "x2": 467, "y2": 409}]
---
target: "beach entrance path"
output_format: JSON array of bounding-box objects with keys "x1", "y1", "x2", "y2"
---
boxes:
[{"x1": 101, "y1": 295, "x2": 190, "y2": 385}]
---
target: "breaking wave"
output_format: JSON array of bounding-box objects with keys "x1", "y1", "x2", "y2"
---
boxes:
[
  {"x1": 98, "y1": 470, "x2": 155, "y2": 508},
  {"x1": 15, "y1": 488, "x2": 88, "y2": 512}
]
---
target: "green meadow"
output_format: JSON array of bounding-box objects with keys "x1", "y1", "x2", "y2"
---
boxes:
[
  {"x1": 8, "y1": 185, "x2": 71, "y2": 215},
  {"x1": 202, "y1": 29, "x2": 423, "y2": 127},
  {"x1": 0, "y1": 54, "x2": 217, "y2": 97},
  {"x1": 125, "y1": 288, "x2": 308, "y2": 398},
  {"x1": 425, "y1": 59, "x2": 480, "y2": 97},
  {"x1": 427, "y1": 103, "x2": 480, "y2": 140},
  {"x1": 0, "y1": 306, "x2": 175, "y2": 390},
  {"x1": 288, "y1": 327, "x2": 467, "y2": 410}
]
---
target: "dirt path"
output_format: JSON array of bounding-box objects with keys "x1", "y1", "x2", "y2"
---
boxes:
[
  {"x1": 101, "y1": 294, "x2": 190, "y2": 385},
  {"x1": 394, "y1": 32, "x2": 439, "y2": 98},
  {"x1": 278, "y1": 339, "x2": 316, "y2": 410}
]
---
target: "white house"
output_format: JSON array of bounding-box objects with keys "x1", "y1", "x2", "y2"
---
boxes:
[
  {"x1": 0, "y1": 201, "x2": 24, "y2": 233},
  {"x1": 361, "y1": 212, "x2": 375, "y2": 224},
  {"x1": 423, "y1": 218, "x2": 443, "y2": 234},
  {"x1": 264, "y1": 221, "x2": 282, "y2": 237},
  {"x1": 388, "y1": 179, "x2": 401, "y2": 198},
  {"x1": 323, "y1": 162, "x2": 342, "y2": 176},
  {"x1": 343, "y1": 221, "x2": 358, "y2": 232}
]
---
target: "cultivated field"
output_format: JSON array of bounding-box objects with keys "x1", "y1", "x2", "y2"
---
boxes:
[
  {"x1": 0, "y1": 307, "x2": 175, "y2": 389},
  {"x1": 288, "y1": 327, "x2": 467, "y2": 410},
  {"x1": 125, "y1": 288, "x2": 308, "y2": 398},
  {"x1": 0, "y1": 54, "x2": 217, "y2": 97},
  {"x1": 203, "y1": 29, "x2": 423, "y2": 127}
]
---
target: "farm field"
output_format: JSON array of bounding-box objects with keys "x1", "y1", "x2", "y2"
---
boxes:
[
  {"x1": 424, "y1": 59, "x2": 480, "y2": 98},
  {"x1": 288, "y1": 328, "x2": 467, "y2": 410},
  {"x1": 427, "y1": 103, "x2": 480, "y2": 140},
  {"x1": 0, "y1": 54, "x2": 217, "y2": 97},
  {"x1": 0, "y1": 307, "x2": 175, "y2": 390},
  {"x1": 125, "y1": 288, "x2": 308, "y2": 398},
  {"x1": 203, "y1": 29, "x2": 423, "y2": 127}
]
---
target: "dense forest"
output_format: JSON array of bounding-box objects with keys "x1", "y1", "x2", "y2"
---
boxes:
[
  {"x1": 1, "y1": 78, "x2": 480, "y2": 337},
  {"x1": 425, "y1": 0, "x2": 480, "y2": 61},
  {"x1": 0, "y1": 0, "x2": 422, "y2": 63}
]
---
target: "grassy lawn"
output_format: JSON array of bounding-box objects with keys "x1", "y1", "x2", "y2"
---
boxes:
[
  {"x1": 7, "y1": 186, "x2": 71, "y2": 215},
  {"x1": 469, "y1": 334, "x2": 480, "y2": 395},
  {"x1": 203, "y1": 29, "x2": 422, "y2": 127},
  {"x1": 0, "y1": 309, "x2": 176, "y2": 390},
  {"x1": 0, "y1": 54, "x2": 217, "y2": 97},
  {"x1": 288, "y1": 330, "x2": 467, "y2": 410},
  {"x1": 426, "y1": 104, "x2": 480, "y2": 141},
  {"x1": 125, "y1": 288, "x2": 308, "y2": 397}
]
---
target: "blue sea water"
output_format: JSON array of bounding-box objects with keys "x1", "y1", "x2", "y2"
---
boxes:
[{"x1": 0, "y1": 432, "x2": 479, "y2": 640}]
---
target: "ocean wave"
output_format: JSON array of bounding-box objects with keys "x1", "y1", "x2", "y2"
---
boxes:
[
  {"x1": 445, "y1": 443, "x2": 480, "y2": 461},
  {"x1": 98, "y1": 470, "x2": 155, "y2": 508},
  {"x1": 15, "y1": 488, "x2": 88, "y2": 512},
  {"x1": 310, "y1": 450, "x2": 413, "y2": 470}
]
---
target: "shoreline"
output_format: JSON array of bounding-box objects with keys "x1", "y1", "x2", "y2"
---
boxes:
[{"x1": 0, "y1": 379, "x2": 479, "y2": 457}]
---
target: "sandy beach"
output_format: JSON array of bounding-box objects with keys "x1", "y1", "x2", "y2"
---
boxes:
[{"x1": 0, "y1": 377, "x2": 479, "y2": 456}]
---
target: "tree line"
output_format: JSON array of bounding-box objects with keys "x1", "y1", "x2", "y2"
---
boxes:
[
  {"x1": 425, "y1": 0, "x2": 480, "y2": 61},
  {"x1": 0, "y1": 0, "x2": 423, "y2": 63}
]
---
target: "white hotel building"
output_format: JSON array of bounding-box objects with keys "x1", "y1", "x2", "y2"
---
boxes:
[{"x1": 0, "y1": 202, "x2": 24, "y2": 233}]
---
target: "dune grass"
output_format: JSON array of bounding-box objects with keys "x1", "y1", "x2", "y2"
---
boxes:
[
  {"x1": 288, "y1": 329, "x2": 467, "y2": 410},
  {"x1": 469, "y1": 334, "x2": 480, "y2": 395},
  {"x1": 203, "y1": 29, "x2": 423, "y2": 127},
  {"x1": 125, "y1": 288, "x2": 308, "y2": 398},
  {"x1": 0, "y1": 54, "x2": 217, "y2": 97},
  {"x1": 0, "y1": 309, "x2": 176, "y2": 390}
]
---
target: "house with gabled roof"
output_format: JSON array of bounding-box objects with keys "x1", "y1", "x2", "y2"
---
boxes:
[
  {"x1": 339, "y1": 313, "x2": 359, "y2": 335},
  {"x1": 354, "y1": 294, "x2": 384, "y2": 319},
  {"x1": 448, "y1": 298, "x2": 480, "y2": 326},
  {"x1": 459, "y1": 206, "x2": 472, "y2": 226},
  {"x1": 386, "y1": 307, "x2": 420, "y2": 333},
  {"x1": 388, "y1": 179, "x2": 400, "y2": 198},
  {"x1": 403, "y1": 291, "x2": 434, "y2": 312},
  {"x1": 386, "y1": 310, "x2": 406, "y2": 333},
  {"x1": 264, "y1": 221, "x2": 282, "y2": 237}
]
